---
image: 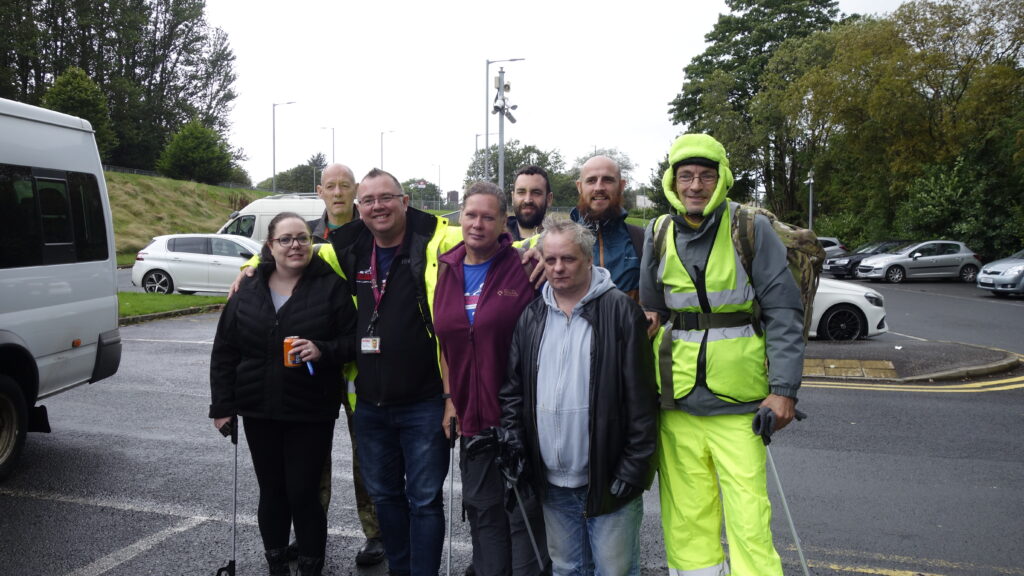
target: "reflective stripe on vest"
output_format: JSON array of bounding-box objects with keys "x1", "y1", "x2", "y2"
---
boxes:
[{"x1": 654, "y1": 207, "x2": 768, "y2": 406}]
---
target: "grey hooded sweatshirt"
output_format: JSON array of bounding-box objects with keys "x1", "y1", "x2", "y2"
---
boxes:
[{"x1": 535, "y1": 265, "x2": 615, "y2": 488}]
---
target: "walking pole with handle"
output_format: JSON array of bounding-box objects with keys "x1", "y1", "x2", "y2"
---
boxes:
[
  {"x1": 215, "y1": 415, "x2": 238, "y2": 576},
  {"x1": 447, "y1": 416, "x2": 457, "y2": 576}
]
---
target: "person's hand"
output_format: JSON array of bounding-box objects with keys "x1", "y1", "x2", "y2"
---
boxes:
[
  {"x1": 290, "y1": 338, "x2": 321, "y2": 362},
  {"x1": 227, "y1": 267, "x2": 256, "y2": 298},
  {"x1": 520, "y1": 247, "x2": 546, "y2": 290},
  {"x1": 442, "y1": 400, "x2": 459, "y2": 439},
  {"x1": 213, "y1": 417, "x2": 231, "y2": 431},
  {"x1": 758, "y1": 394, "x2": 796, "y2": 431},
  {"x1": 643, "y1": 310, "x2": 661, "y2": 340},
  {"x1": 610, "y1": 477, "x2": 641, "y2": 500}
]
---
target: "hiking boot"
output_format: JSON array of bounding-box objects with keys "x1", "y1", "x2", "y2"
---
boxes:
[
  {"x1": 297, "y1": 556, "x2": 324, "y2": 576},
  {"x1": 355, "y1": 537, "x2": 386, "y2": 566},
  {"x1": 264, "y1": 547, "x2": 291, "y2": 576}
]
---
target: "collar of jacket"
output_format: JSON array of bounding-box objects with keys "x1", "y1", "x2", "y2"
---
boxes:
[{"x1": 670, "y1": 201, "x2": 727, "y2": 237}]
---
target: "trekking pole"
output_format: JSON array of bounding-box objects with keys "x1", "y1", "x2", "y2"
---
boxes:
[
  {"x1": 766, "y1": 446, "x2": 811, "y2": 576},
  {"x1": 447, "y1": 417, "x2": 457, "y2": 576},
  {"x1": 508, "y1": 480, "x2": 545, "y2": 573},
  {"x1": 215, "y1": 415, "x2": 238, "y2": 576}
]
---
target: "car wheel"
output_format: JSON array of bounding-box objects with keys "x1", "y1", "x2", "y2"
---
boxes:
[
  {"x1": 818, "y1": 304, "x2": 866, "y2": 341},
  {"x1": 0, "y1": 375, "x2": 28, "y2": 480},
  {"x1": 142, "y1": 270, "x2": 174, "y2": 294},
  {"x1": 885, "y1": 266, "x2": 905, "y2": 283},
  {"x1": 959, "y1": 264, "x2": 978, "y2": 283}
]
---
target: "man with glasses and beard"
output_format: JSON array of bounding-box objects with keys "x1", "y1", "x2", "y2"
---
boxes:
[
  {"x1": 570, "y1": 156, "x2": 645, "y2": 300},
  {"x1": 508, "y1": 165, "x2": 552, "y2": 242}
]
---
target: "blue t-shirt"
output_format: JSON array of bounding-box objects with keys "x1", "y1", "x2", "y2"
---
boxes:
[{"x1": 463, "y1": 259, "x2": 492, "y2": 324}]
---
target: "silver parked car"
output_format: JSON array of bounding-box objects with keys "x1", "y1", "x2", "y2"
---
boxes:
[
  {"x1": 817, "y1": 236, "x2": 848, "y2": 258},
  {"x1": 131, "y1": 234, "x2": 262, "y2": 294},
  {"x1": 976, "y1": 248, "x2": 1024, "y2": 297},
  {"x1": 857, "y1": 240, "x2": 982, "y2": 283}
]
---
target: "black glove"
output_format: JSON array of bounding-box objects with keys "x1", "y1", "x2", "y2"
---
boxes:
[
  {"x1": 752, "y1": 406, "x2": 777, "y2": 446},
  {"x1": 609, "y1": 477, "x2": 640, "y2": 500},
  {"x1": 493, "y1": 427, "x2": 530, "y2": 511}
]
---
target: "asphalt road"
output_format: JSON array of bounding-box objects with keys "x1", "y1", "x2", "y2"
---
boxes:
[{"x1": 4, "y1": 280, "x2": 1023, "y2": 575}]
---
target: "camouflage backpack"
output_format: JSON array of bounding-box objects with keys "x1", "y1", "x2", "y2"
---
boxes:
[{"x1": 653, "y1": 204, "x2": 826, "y2": 340}]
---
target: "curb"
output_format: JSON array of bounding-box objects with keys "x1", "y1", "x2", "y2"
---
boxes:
[
  {"x1": 899, "y1": 349, "x2": 1021, "y2": 382},
  {"x1": 119, "y1": 304, "x2": 224, "y2": 326}
]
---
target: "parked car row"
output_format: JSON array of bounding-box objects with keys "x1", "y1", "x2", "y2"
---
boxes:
[
  {"x1": 823, "y1": 240, "x2": 982, "y2": 284},
  {"x1": 976, "y1": 248, "x2": 1024, "y2": 297}
]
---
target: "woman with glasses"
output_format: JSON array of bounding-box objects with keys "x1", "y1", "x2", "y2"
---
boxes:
[{"x1": 210, "y1": 211, "x2": 356, "y2": 576}]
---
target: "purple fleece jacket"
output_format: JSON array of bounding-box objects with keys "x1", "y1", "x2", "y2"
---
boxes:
[{"x1": 434, "y1": 234, "x2": 537, "y2": 437}]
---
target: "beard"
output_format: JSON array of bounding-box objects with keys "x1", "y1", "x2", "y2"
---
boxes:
[
  {"x1": 576, "y1": 192, "x2": 622, "y2": 222},
  {"x1": 514, "y1": 202, "x2": 547, "y2": 229}
]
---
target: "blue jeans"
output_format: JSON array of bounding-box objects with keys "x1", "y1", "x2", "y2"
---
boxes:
[
  {"x1": 354, "y1": 398, "x2": 449, "y2": 576},
  {"x1": 542, "y1": 483, "x2": 642, "y2": 576}
]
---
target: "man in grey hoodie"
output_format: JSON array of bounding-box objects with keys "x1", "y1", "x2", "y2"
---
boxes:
[{"x1": 500, "y1": 218, "x2": 657, "y2": 576}]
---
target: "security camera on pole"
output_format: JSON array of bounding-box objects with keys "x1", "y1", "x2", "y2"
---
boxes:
[{"x1": 492, "y1": 67, "x2": 518, "y2": 192}]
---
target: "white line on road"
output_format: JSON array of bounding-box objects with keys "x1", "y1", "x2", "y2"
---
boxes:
[
  {"x1": 124, "y1": 338, "x2": 214, "y2": 345},
  {"x1": 63, "y1": 516, "x2": 206, "y2": 576}
]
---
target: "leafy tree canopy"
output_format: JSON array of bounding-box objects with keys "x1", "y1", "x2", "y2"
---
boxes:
[
  {"x1": 41, "y1": 66, "x2": 118, "y2": 159},
  {"x1": 156, "y1": 120, "x2": 233, "y2": 185}
]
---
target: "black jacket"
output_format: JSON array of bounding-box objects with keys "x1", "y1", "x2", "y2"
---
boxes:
[
  {"x1": 209, "y1": 256, "x2": 357, "y2": 421},
  {"x1": 500, "y1": 287, "x2": 658, "y2": 517},
  {"x1": 328, "y1": 207, "x2": 448, "y2": 405}
]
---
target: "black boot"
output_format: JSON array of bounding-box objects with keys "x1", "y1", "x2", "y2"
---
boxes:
[
  {"x1": 265, "y1": 547, "x2": 291, "y2": 576},
  {"x1": 297, "y1": 556, "x2": 324, "y2": 576}
]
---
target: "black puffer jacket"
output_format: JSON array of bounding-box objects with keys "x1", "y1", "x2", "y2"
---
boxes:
[
  {"x1": 500, "y1": 287, "x2": 658, "y2": 517},
  {"x1": 209, "y1": 256, "x2": 356, "y2": 421}
]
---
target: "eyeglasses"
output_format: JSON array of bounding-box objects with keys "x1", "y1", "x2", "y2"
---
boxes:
[
  {"x1": 677, "y1": 173, "x2": 719, "y2": 185},
  {"x1": 273, "y1": 235, "x2": 311, "y2": 247},
  {"x1": 357, "y1": 193, "x2": 402, "y2": 206}
]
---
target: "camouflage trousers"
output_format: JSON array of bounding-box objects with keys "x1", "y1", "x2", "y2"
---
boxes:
[{"x1": 317, "y1": 396, "x2": 381, "y2": 539}]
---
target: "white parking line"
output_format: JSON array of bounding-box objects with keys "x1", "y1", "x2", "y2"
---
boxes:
[
  {"x1": 124, "y1": 338, "x2": 214, "y2": 345},
  {"x1": 63, "y1": 516, "x2": 206, "y2": 576}
]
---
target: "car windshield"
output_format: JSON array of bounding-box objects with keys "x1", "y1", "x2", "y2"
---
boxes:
[
  {"x1": 853, "y1": 241, "x2": 885, "y2": 254},
  {"x1": 887, "y1": 242, "x2": 919, "y2": 254},
  {"x1": 1009, "y1": 248, "x2": 1024, "y2": 260}
]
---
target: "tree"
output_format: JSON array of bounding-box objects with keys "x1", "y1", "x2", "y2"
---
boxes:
[
  {"x1": 669, "y1": 0, "x2": 840, "y2": 220},
  {"x1": 156, "y1": 119, "x2": 232, "y2": 185},
  {"x1": 402, "y1": 178, "x2": 442, "y2": 210},
  {"x1": 0, "y1": 0, "x2": 240, "y2": 171},
  {"x1": 256, "y1": 154, "x2": 328, "y2": 193},
  {"x1": 464, "y1": 139, "x2": 566, "y2": 190},
  {"x1": 41, "y1": 66, "x2": 118, "y2": 159},
  {"x1": 570, "y1": 148, "x2": 636, "y2": 184}
]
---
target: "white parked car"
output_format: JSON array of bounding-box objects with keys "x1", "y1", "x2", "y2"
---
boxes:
[
  {"x1": 132, "y1": 234, "x2": 262, "y2": 294},
  {"x1": 809, "y1": 277, "x2": 888, "y2": 340}
]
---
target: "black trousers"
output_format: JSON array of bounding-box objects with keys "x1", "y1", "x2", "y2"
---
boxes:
[
  {"x1": 460, "y1": 436, "x2": 549, "y2": 576},
  {"x1": 243, "y1": 416, "x2": 336, "y2": 557}
]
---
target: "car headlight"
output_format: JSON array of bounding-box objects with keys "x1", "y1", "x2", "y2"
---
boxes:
[
  {"x1": 1003, "y1": 264, "x2": 1024, "y2": 276},
  {"x1": 864, "y1": 292, "x2": 884, "y2": 307},
  {"x1": 834, "y1": 258, "x2": 849, "y2": 265}
]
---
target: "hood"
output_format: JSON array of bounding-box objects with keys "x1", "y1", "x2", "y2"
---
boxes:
[
  {"x1": 661, "y1": 133, "x2": 734, "y2": 216},
  {"x1": 542, "y1": 265, "x2": 614, "y2": 312}
]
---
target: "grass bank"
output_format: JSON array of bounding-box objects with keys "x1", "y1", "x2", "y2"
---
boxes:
[{"x1": 119, "y1": 292, "x2": 225, "y2": 318}]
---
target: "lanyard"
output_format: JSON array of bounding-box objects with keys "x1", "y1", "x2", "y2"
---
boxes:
[{"x1": 367, "y1": 243, "x2": 388, "y2": 335}]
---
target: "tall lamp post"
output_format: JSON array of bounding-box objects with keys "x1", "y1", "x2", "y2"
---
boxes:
[
  {"x1": 805, "y1": 169, "x2": 815, "y2": 230},
  {"x1": 321, "y1": 126, "x2": 335, "y2": 163},
  {"x1": 272, "y1": 101, "x2": 296, "y2": 193},
  {"x1": 380, "y1": 130, "x2": 395, "y2": 169},
  {"x1": 493, "y1": 67, "x2": 519, "y2": 192},
  {"x1": 485, "y1": 57, "x2": 524, "y2": 182}
]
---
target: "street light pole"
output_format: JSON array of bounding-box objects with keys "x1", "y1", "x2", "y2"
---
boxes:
[
  {"x1": 272, "y1": 101, "x2": 295, "y2": 193},
  {"x1": 485, "y1": 57, "x2": 523, "y2": 182},
  {"x1": 380, "y1": 130, "x2": 394, "y2": 169},
  {"x1": 805, "y1": 169, "x2": 815, "y2": 230},
  {"x1": 321, "y1": 126, "x2": 335, "y2": 163}
]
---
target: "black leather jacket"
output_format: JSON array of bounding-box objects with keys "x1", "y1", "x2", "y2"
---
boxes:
[{"x1": 500, "y1": 287, "x2": 658, "y2": 517}]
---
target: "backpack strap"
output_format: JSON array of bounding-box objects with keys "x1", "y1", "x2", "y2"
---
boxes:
[
  {"x1": 732, "y1": 205, "x2": 763, "y2": 336},
  {"x1": 653, "y1": 214, "x2": 672, "y2": 259},
  {"x1": 627, "y1": 222, "x2": 645, "y2": 261}
]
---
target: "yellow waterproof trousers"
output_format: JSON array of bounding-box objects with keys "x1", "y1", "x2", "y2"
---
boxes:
[{"x1": 658, "y1": 411, "x2": 782, "y2": 576}]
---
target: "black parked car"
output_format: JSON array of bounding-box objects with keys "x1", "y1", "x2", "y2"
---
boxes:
[{"x1": 822, "y1": 239, "x2": 909, "y2": 279}]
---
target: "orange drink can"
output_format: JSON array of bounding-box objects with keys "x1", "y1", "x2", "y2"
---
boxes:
[{"x1": 283, "y1": 336, "x2": 302, "y2": 367}]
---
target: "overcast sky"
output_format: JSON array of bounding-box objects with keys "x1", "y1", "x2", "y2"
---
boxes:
[{"x1": 204, "y1": 0, "x2": 900, "y2": 194}]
